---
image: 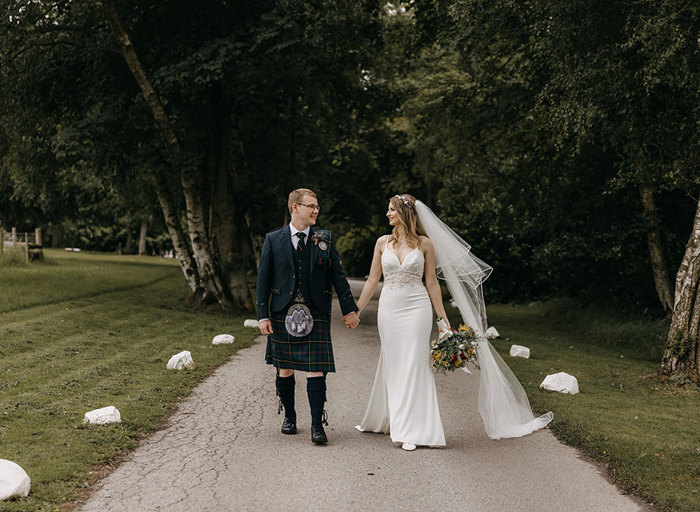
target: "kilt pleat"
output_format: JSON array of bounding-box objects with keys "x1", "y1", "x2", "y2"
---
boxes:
[{"x1": 265, "y1": 307, "x2": 335, "y2": 373}]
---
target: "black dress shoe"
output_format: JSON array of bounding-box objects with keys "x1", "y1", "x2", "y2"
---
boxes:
[
  {"x1": 311, "y1": 424, "x2": 328, "y2": 444},
  {"x1": 281, "y1": 417, "x2": 297, "y2": 435}
]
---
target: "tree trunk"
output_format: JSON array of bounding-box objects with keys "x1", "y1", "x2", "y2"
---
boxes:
[
  {"x1": 51, "y1": 223, "x2": 64, "y2": 248},
  {"x1": 151, "y1": 170, "x2": 200, "y2": 294},
  {"x1": 639, "y1": 185, "x2": 674, "y2": 314},
  {"x1": 124, "y1": 228, "x2": 134, "y2": 253},
  {"x1": 210, "y1": 161, "x2": 254, "y2": 311},
  {"x1": 138, "y1": 220, "x2": 148, "y2": 255},
  {"x1": 207, "y1": 85, "x2": 253, "y2": 310},
  {"x1": 660, "y1": 195, "x2": 700, "y2": 382},
  {"x1": 106, "y1": 1, "x2": 229, "y2": 307},
  {"x1": 181, "y1": 168, "x2": 231, "y2": 307},
  {"x1": 245, "y1": 212, "x2": 264, "y2": 266}
]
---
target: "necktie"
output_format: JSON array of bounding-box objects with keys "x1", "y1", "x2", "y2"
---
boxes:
[{"x1": 296, "y1": 232, "x2": 306, "y2": 253}]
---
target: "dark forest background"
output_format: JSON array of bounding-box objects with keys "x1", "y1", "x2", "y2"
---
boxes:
[{"x1": 1, "y1": 0, "x2": 698, "y2": 316}]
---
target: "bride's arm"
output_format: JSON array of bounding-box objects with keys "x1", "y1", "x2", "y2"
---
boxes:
[
  {"x1": 423, "y1": 237, "x2": 451, "y2": 330},
  {"x1": 355, "y1": 236, "x2": 385, "y2": 316}
]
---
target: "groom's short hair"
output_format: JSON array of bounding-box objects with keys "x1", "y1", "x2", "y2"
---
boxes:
[{"x1": 288, "y1": 188, "x2": 317, "y2": 214}]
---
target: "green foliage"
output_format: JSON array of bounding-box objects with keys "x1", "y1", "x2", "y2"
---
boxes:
[
  {"x1": 1, "y1": 0, "x2": 697, "y2": 314},
  {"x1": 365, "y1": 0, "x2": 699, "y2": 310},
  {"x1": 335, "y1": 227, "x2": 384, "y2": 277}
]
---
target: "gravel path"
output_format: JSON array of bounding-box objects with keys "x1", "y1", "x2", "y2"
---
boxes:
[{"x1": 79, "y1": 280, "x2": 645, "y2": 512}]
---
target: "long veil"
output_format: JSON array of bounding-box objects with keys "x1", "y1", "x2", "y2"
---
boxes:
[{"x1": 415, "y1": 200, "x2": 553, "y2": 439}]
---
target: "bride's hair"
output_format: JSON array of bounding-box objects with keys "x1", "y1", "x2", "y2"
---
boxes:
[{"x1": 388, "y1": 194, "x2": 426, "y2": 248}]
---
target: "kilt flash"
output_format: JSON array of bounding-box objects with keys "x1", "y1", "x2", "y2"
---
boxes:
[{"x1": 265, "y1": 308, "x2": 335, "y2": 372}]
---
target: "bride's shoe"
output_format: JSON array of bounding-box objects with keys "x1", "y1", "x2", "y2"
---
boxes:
[{"x1": 401, "y1": 442, "x2": 416, "y2": 451}]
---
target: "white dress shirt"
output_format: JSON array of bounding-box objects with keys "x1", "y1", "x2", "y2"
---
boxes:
[{"x1": 289, "y1": 224, "x2": 311, "y2": 250}]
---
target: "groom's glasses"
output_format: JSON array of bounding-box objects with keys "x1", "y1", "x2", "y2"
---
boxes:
[{"x1": 297, "y1": 203, "x2": 321, "y2": 212}]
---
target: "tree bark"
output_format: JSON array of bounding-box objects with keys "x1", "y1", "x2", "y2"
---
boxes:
[
  {"x1": 124, "y1": 227, "x2": 134, "y2": 253},
  {"x1": 660, "y1": 195, "x2": 700, "y2": 382},
  {"x1": 51, "y1": 223, "x2": 64, "y2": 248},
  {"x1": 210, "y1": 161, "x2": 254, "y2": 311},
  {"x1": 207, "y1": 85, "x2": 253, "y2": 310},
  {"x1": 181, "y1": 168, "x2": 231, "y2": 307},
  {"x1": 639, "y1": 185, "x2": 674, "y2": 314},
  {"x1": 138, "y1": 220, "x2": 148, "y2": 255},
  {"x1": 151, "y1": 170, "x2": 200, "y2": 294}
]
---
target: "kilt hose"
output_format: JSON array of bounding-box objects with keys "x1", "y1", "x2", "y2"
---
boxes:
[{"x1": 265, "y1": 307, "x2": 335, "y2": 373}]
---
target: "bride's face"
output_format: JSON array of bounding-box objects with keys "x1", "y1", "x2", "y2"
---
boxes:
[{"x1": 386, "y1": 202, "x2": 399, "y2": 226}]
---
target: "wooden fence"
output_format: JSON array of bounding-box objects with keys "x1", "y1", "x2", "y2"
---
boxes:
[{"x1": 0, "y1": 227, "x2": 44, "y2": 262}]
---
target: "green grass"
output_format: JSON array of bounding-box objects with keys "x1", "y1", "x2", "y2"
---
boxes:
[
  {"x1": 0, "y1": 250, "x2": 259, "y2": 511},
  {"x1": 457, "y1": 303, "x2": 699, "y2": 512}
]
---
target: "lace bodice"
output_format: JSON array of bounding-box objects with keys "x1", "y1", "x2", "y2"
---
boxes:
[{"x1": 382, "y1": 246, "x2": 424, "y2": 289}]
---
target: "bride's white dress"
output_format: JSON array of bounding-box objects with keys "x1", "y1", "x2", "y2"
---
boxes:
[{"x1": 356, "y1": 246, "x2": 446, "y2": 447}]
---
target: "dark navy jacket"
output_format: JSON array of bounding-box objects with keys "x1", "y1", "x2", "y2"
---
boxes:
[{"x1": 256, "y1": 225, "x2": 357, "y2": 319}]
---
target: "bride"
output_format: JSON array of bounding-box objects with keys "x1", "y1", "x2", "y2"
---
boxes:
[{"x1": 355, "y1": 194, "x2": 553, "y2": 450}]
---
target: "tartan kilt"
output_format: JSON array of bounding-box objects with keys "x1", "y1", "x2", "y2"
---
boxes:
[{"x1": 265, "y1": 306, "x2": 335, "y2": 373}]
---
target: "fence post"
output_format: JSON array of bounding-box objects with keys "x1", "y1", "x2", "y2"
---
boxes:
[
  {"x1": 35, "y1": 228, "x2": 42, "y2": 246},
  {"x1": 24, "y1": 233, "x2": 29, "y2": 261},
  {"x1": 0, "y1": 227, "x2": 4, "y2": 256},
  {"x1": 12, "y1": 227, "x2": 17, "y2": 247}
]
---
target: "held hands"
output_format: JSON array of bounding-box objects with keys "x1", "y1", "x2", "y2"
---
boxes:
[
  {"x1": 258, "y1": 319, "x2": 273, "y2": 335},
  {"x1": 343, "y1": 311, "x2": 360, "y2": 329}
]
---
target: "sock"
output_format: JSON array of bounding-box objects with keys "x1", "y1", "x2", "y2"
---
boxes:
[
  {"x1": 307, "y1": 376, "x2": 328, "y2": 427},
  {"x1": 276, "y1": 374, "x2": 296, "y2": 420}
]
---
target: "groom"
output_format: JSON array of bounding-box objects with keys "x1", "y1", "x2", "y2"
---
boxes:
[{"x1": 256, "y1": 188, "x2": 359, "y2": 444}]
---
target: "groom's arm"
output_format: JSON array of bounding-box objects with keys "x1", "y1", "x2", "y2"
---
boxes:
[{"x1": 256, "y1": 233, "x2": 273, "y2": 322}]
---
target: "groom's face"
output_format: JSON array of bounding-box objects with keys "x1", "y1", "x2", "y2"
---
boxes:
[{"x1": 292, "y1": 194, "x2": 319, "y2": 227}]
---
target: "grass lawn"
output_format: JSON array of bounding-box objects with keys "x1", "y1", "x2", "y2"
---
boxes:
[
  {"x1": 462, "y1": 303, "x2": 699, "y2": 512},
  {"x1": 0, "y1": 249, "x2": 260, "y2": 511}
]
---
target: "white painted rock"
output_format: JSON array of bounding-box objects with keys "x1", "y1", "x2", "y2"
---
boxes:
[
  {"x1": 83, "y1": 406, "x2": 121, "y2": 425},
  {"x1": 0, "y1": 459, "x2": 30, "y2": 500},
  {"x1": 212, "y1": 334, "x2": 235, "y2": 345},
  {"x1": 540, "y1": 372, "x2": 579, "y2": 394},
  {"x1": 486, "y1": 326, "x2": 500, "y2": 339},
  {"x1": 243, "y1": 319, "x2": 259, "y2": 328},
  {"x1": 509, "y1": 344, "x2": 531, "y2": 358},
  {"x1": 166, "y1": 350, "x2": 195, "y2": 370}
]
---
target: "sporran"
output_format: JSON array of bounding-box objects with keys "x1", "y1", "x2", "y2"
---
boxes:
[{"x1": 285, "y1": 303, "x2": 314, "y2": 337}]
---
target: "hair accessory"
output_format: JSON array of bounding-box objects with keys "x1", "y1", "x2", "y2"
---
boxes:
[{"x1": 394, "y1": 194, "x2": 413, "y2": 210}]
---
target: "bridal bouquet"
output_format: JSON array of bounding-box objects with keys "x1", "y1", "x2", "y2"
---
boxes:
[{"x1": 430, "y1": 324, "x2": 479, "y2": 374}]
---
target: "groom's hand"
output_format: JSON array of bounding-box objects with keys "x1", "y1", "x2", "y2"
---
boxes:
[
  {"x1": 343, "y1": 311, "x2": 360, "y2": 329},
  {"x1": 258, "y1": 319, "x2": 273, "y2": 335}
]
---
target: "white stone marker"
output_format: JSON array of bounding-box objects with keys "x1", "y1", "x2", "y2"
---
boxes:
[
  {"x1": 509, "y1": 344, "x2": 531, "y2": 358},
  {"x1": 83, "y1": 406, "x2": 122, "y2": 425},
  {"x1": 212, "y1": 334, "x2": 235, "y2": 345},
  {"x1": 540, "y1": 372, "x2": 579, "y2": 394},
  {"x1": 0, "y1": 459, "x2": 30, "y2": 500},
  {"x1": 486, "y1": 326, "x2": 500, "y2": 339},
  {"x1": 243, "y1": 319, "x2": 259, "y2": 328},
  {"x1": 166, "y1": 351, "x2": 195, "y2": 370}
]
